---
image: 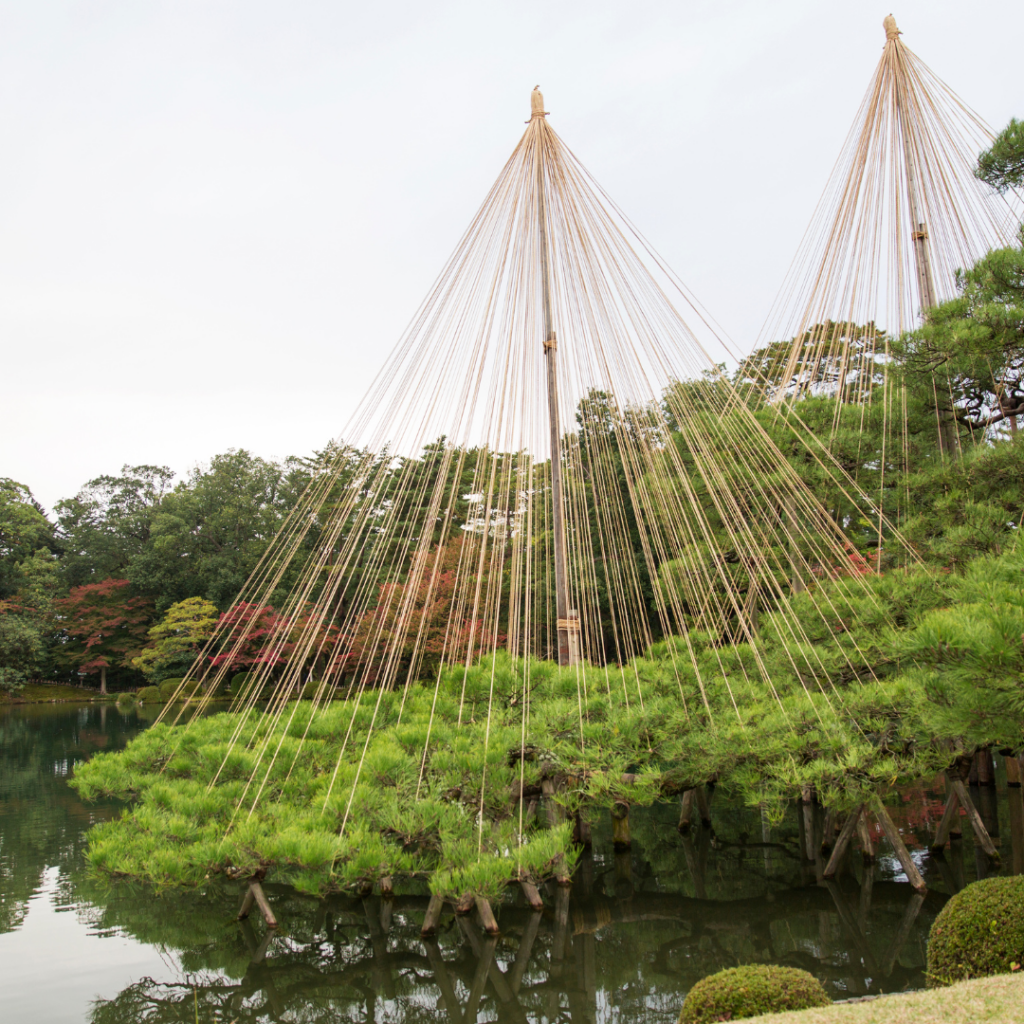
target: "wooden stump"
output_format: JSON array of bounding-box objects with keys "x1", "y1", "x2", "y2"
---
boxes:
[
  {"x1": 475, "y1": 896, "x2": 500, "y2": 936},
  {"x1": 519, "y1": 878, "x2": 544, "y2": 910},
  {"x1": 420, "y1": 893, "x2": 444, "y2": 937}
]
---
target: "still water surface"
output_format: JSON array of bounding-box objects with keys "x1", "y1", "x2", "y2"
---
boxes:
[{"x1": 1, "y1": 702, "x2": 1019, "y2": 1023}]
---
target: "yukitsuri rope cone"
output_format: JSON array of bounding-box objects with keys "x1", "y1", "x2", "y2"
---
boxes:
[
  {"x1": 742, "y1": 14, "x2": 1022, "y2": 562},
  {"x1": 72, "y1": 88, "x2": 941, "y2": 925}
]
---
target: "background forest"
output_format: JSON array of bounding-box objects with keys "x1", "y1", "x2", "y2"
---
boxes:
[{"x1": 2, "y1": 120, "x2": 1023, "y2": 707}]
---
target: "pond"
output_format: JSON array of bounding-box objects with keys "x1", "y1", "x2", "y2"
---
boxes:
[{"x1": 1, "y1": 702, "x2": 1021, "y2": 1023}]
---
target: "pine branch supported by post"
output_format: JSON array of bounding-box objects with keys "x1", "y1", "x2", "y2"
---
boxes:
[
  {"x1": 930, "y1": 786, "x2": 961, "y2": 851},
  {"x1": 951, "y1": 778, "x2": 999, "y2": 860},
  {"x1": 822, "y1": 804, "x2": 863, "y2": 879},
  {"x1": 873, "y1": 802, "x2": 927, "y2": 893}
]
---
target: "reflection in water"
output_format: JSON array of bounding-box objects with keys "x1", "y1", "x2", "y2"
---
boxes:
[
  {"x1": 84, "y1": 877, "x2": 940, "y2": 1023},
  {"x1": 3, "y1": 704, "x2": 1023, "y2": 1023}
]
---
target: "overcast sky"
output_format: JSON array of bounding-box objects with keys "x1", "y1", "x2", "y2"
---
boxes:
[{"x1": 3, "y1": 0, "x2": 1021, "y2": 512}]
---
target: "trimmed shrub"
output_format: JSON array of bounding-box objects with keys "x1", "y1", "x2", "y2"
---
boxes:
[
  {"x1": 300, "y1": 678, "x2": 326, "y2": 700},
  {"x1": 159, "y1": 678, "x2": 185, "y2": 700},
  {"x1": 137, "y1": 686, "x2": 164, "y2": 704},
  {"x1": 115, "y1": 691, "x2": 135, "y2": 706},
  {"x1": 927, "y1": 875, "x2": 1024, "y2": 986},
  {"x1": 679, "y1": 965, "x2": 830, "y2": 1023},
  {"x1": 204, "y1": 674, "x2": 230, "y2": 697},
  {"x1": 232, "y1": 672, "x2": 273, "y2": 701}
]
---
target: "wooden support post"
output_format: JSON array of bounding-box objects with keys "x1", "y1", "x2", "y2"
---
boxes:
[
  {"x1": 880, "y1": 892, "x2": 926, "y2": 977},
  {"x1": 680, "y1": 832, "x2": 706, "y2": 899},
  {"x1": 873, "y1": 803, "x2": 927, "y2": 893},
  {"x1": 678, "y1": 790, "x2": 695, "y2": 833},
  {"x1": 508, "y1": 910, "x2": 542, "y2": 994},
  {"x1": 824, "y1": 879, "x2": 879, "y2": 976},
  {"x1": 251, "y1": 926, "x2": 275, "y2": 966},
  {"x1": 974, "y1": 747, "x2": 995, "y2": 787},
  {"x1": 363, "y1": 896, "x2": 396, "y2": 999},
  {"x1": 519, "y1": 878, "x2": 544, "y2": 910},
  {"x1": 858, "y1": 860, "x2": 874, "y2": 928},
  {"x1": 820, "y1": 809, "x2": 837, "y2": 852},
  {"x1": 693, "y1": 785, "x2": 711, "y2": 826},
  {"x1": 475, "y1": 896, "x2": 500, "y2": 936},
  {"x1": 552, "y1": 883, "x2": 571, "y2": 966},
  {"x1": 542, "y1": 777, "x2": 562, "y2": 827},
  {"x1": 246, "y1": 881, "x2": 278, "y2": 928},
  {"x1": 420, "y1": 893, "x2": 444, "y2": 937},
  {"x1": 951, "y1": 779, "x2": 1000, "y2": 860},
  {"x1": 458, "y1": 917, "x2": 525, "y2": 1018},
  {"x1": 801, "y1": 789, "x2": 816, "y2": 862},
  {"x1": 463, "y1": 934, "x2": 498, "y2": 1023},
  {"x1": 237, "y1": 885, "x2": 255, "y2": 921},
  {"x1": 573, "y1": 810, "x2": 592, "y2": 847},
  {"x1": 822, "y1": 804, "x2": 863, "y2": 880},
  {"x1": 379, "y1": 875, "x2": 394, "y2": 897},
  {"x1": 1005, "y1": 753, "x2": 1022, "y2": 787},
  {"x1": 422, "y1": 939, "x2": 463, "y2": 1021},
  {"x1": 611, "y1": 800, "x2": 631, "y2": 850},
  {"x1": 856, "y1": 810, "x2": 875, "y2": 860},
  {"x1": 930, "y1": 787, "x2": 961, "y2": 851}
]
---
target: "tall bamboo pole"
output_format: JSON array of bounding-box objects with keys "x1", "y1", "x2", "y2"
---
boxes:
[{"x1": 533, "y1": 87, "x2": 571, "y2": 666}]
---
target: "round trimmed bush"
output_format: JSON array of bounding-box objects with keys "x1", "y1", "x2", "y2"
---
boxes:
[
  {"x1": 137, "y1": 685, "x2": 164, "y2": 704},
  {"x1": 679, "y1": 965, "x2": 830, "y2": 1023},
  {"x1": 115, "y1": 691, "x2": 135, "y2": 706},
  {"x1": 927, "y1": 875, "x2": 1024, "y2": 986},
  {"x1": 158, "y1": 678, "x2": 184, "y2": 700},
  {"x1": 300, "y1": 678, "x2": 326, "y2": 700}
]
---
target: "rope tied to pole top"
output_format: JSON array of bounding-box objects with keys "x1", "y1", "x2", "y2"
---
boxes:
[
  {"x1": 883, "y1": 14, "x2": 901, "y2": 42},
  {"x1": 530, "y1": 86, "x2": 549, "y2": 120}
]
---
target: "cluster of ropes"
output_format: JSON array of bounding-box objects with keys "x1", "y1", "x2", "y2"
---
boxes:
[
  {"x1": 155, "y1": 17, "x2": 1016, "y2": 847},
  {"x1": 755, "y1": 15, "x2": 1021, "y2": 461}
]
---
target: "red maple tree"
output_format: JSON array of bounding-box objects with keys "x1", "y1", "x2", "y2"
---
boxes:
[{"x1": 56, "y1": 579, "x2": 154, "y2": 692}]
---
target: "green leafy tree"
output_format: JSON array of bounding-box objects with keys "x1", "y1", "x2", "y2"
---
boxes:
[
  {"x1": 0, "y1": 479, "x2": 57, "y2": 600},
  {"x1": 127, "y1": 450, "x2": 311, "y2": 611},
  {"x1": 132, "y1": 596, "x2": 220, "y2": 680},
  {"x1": 55, "y1": 465, "x2": 174, "y2": 588}
]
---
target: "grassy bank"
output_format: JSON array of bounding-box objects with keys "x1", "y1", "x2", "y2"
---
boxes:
[
  {"x1": 1, "y1": 683, "x2": 112, "y2": 704},
  {"x1": 755, "y1": 973, "x2": 1024, "y2": 1024}
]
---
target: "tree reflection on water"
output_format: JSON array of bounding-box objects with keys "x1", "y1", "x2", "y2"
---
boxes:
[{"x1": 4, "y1": 704, "x2": 1019, "y2": 1023}]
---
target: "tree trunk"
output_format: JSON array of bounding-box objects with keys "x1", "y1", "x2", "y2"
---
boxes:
[{"x1": 99, "y1": 666, "x2": 108, "y2": 695}]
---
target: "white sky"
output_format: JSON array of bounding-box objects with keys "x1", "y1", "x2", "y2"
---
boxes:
[{"x1": 3, "y1": 0, "x2": 1021, "y2": 513}]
